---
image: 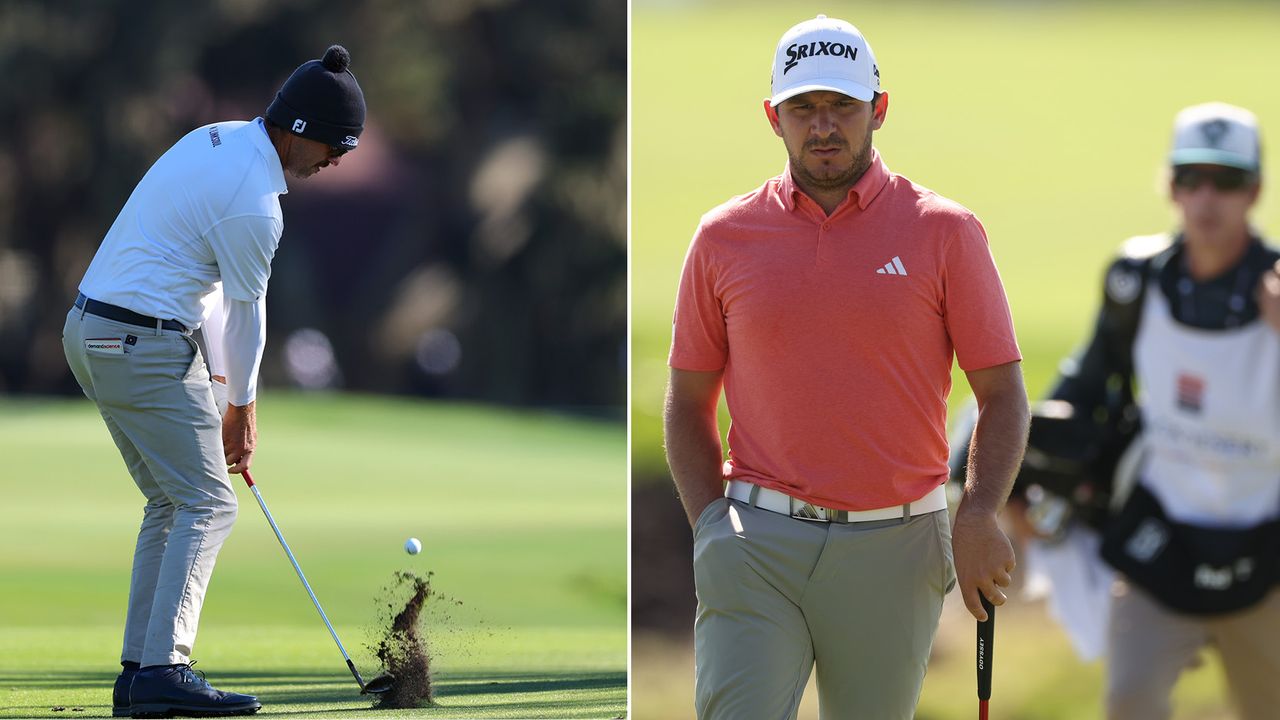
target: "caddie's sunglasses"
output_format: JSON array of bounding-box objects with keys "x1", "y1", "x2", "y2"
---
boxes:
[{"x1": 1172, "y1": 166, "x2": 1255, "y2": 192}]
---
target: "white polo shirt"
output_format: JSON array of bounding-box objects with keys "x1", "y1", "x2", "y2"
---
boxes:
[{"x1": 80, "y1": 118, "x2": 288, "y2": 329}]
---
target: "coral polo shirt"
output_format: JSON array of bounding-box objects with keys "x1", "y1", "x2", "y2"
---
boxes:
[{"x1": 669, "y1": 150, "x2": 1021, "y2": 511}]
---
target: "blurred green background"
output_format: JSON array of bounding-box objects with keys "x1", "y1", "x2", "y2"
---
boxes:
[{"x1": 632, "y1": 1, "x2": 1280, "y2": 718}]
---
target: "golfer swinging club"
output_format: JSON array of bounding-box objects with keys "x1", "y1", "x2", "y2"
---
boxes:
[
  {"x1": 62, "y1": 45, "x2": 365, "y2": 718},
  {"x1": 664, "y1": 15, "x2": 1029, "y2": 718}
]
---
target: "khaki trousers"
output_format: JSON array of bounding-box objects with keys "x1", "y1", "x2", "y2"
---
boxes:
[
  {"x1": 63, "y1": 307, "x2": 236, "y2": 667},
  {"x1": 692, "y1": 496, "x2": 955, "y2": 720},
  {"x1": 1107, "y1": 580, "x2": 1280, "y2": 720}
]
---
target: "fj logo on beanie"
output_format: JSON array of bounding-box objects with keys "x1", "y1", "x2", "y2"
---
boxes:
[{"x1": 267, "y1": 45, "x2": 366, "y2": 149}]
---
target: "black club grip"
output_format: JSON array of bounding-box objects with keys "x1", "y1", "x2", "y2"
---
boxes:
[{"x1": 977, "y1": 594, "x2": 995, "y2": 701}]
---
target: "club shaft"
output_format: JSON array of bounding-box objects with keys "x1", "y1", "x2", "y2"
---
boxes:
[{"x1": 247, "y1": 483, "x2": 355, "y2": 666}]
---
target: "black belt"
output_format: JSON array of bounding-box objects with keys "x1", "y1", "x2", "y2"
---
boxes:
[{"x1": 74, "y1": 293, "x2": 187, "y2": 332}]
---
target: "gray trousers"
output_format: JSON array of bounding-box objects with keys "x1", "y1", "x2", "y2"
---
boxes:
[
  {"x1": 63, "y1": 307, "x2": 237, "y2": 667},
  {"x1": 692, "y1": 496, "x2": 956, "y2": 720},
  {"x1": 1107, "y1": 581, "x2": 1280, "y2": 720}
]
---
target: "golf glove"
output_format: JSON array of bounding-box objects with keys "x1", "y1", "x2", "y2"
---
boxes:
[{"x1": 211, "y1": 378, "x2": 229, "y2": 417}]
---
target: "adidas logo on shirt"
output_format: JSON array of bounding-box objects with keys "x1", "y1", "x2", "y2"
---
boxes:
[{"x1": 875, "y1": 256, "x2": 908, "y2": 276}]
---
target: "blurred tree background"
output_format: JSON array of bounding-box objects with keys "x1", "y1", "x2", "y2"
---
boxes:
[{"x1": 0, "y1": 0, "x2": 625, "y2": 412}]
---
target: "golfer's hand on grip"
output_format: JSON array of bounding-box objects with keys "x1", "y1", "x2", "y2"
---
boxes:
[
  {"x1": 223, "y1": 401, "x2": 257, "y2": 474},
  {"x1": 952, "y1": 507, "x2": 1015, "y2": 622}
]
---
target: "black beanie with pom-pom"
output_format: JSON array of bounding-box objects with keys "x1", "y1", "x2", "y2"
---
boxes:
[{"x1": 266, "y1": 45, "x2": 365, "y2": 150}]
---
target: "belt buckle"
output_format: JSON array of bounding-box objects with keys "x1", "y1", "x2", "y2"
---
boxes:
[{"x1": 789, "y1": 497, "x2": 832, "y2": 522}]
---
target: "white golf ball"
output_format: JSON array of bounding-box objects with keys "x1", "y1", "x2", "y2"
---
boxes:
[{"x1": 404, "y1": 537, "x2": 422, "y2": 555}]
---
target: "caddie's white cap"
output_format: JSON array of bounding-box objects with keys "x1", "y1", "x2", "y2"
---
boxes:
[
  {"x1": 1169, "y1": 102, "x2": 1261, "y2": 171},
  {"x1": 770, "y1": 15, "x2": 880, "y2": 107}
]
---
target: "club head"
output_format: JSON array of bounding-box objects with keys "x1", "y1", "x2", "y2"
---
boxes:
[{"x1": 361, "y1": 673, "x2": 396, "y2": 695}]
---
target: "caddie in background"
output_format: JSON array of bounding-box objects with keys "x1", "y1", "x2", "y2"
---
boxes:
[
  {"x1": 1014, "y1": 102, "x2": 1280, "y2": 720},
  {"x1": 61, "y1": 45, "x2": 365, "y2": 719},
  {"x1": 664, "y1": 14, "x2": 1030, "y2": 719}
]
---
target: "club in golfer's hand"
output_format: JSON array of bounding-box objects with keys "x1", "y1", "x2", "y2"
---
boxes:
[{"x1": 977, "y1": 594, "x2": 995, "y2": 720}]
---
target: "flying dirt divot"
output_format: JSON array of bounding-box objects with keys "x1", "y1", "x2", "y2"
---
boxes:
[{"x1": 371, "y1": 571, "x2": 435, "y2": 708}]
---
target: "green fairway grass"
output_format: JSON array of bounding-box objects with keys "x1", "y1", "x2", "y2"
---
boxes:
[
  {"x1": 0, "y1": 394, "x2": 625, "y2": 718},
  {"x1": 632, "y1": 1, "x2": 1280, "y2": 718}
]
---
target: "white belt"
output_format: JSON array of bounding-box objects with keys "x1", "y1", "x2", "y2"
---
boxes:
[{"x1": 725, "y1": 480, "x2": 948, "y2": 523}]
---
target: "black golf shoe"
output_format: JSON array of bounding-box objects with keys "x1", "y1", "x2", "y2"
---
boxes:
[
  {"x1": 112, "y1": 661, "x2": 139, "y2": 717},
  {"x1": 129, "y1": 662, "x2": 260, "y2": 718}
]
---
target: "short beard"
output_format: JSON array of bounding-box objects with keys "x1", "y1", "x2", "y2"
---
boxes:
[{"x1": 788, "y1": 128, "x2": 875, "y2": 193}]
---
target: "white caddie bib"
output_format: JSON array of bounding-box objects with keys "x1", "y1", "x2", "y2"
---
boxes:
[{"x1": 1133, "y1": 288, "x2": 1280, "y2": 527}]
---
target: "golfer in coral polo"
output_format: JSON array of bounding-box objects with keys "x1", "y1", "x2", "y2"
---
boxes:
[{"x1": 664, "y1": 15, "x2": 1030, "y2": 719}]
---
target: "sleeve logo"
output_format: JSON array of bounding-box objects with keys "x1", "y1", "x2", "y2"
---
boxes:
[{"x1": 1105, "y1": 264, "x2": 1141, "y2": 304}]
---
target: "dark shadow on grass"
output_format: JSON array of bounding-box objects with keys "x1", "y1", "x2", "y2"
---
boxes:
[
  {"x1": 267, "y1": 670, "x2": 627, "y2": 714},
  {"x1": 433, "y1": 670, "x2": 625, "y2": 698},
  {"x1": 0, "y1": 668, "x2": 626, "y2": 717},
  {"x1": 0, "y1": 669, "x2": 359, "y2": 717}
]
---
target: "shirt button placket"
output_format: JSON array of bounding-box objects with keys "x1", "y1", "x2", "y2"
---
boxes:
[{"x1": 815, "y1": 220, "x2": 830, "y2": 263}]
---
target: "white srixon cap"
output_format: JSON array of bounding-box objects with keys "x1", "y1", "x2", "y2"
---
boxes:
[
  {"x1": 1169, "y1": 102, "x2": 1261, "y2": 171},
  {"x1": 770, "y1": 15, "x2": 880, "y2": 107}
]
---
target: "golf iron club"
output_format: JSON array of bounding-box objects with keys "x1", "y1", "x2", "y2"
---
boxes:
[
  {"x1": 976, "y1": 594, "x2": 995, "y2": 720},
  {"x1": 241, "y1": 469, "x2": 395, "y2": 695}
]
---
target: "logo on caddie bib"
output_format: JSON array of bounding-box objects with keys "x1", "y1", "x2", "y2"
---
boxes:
[
  {"x1": 1125, "y1": 518, "x2": 1170, "y2": 562},
  {"x1": 1176, "y1": 373, "x2": 1205, "y2": 413}
]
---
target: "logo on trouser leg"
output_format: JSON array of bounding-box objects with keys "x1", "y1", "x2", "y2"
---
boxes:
[{"x1": 85, "y1": 338, "x2": 124, "y2": 355}]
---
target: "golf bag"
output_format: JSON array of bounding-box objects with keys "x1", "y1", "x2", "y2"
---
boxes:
[
  {"x1": 1100, "y1": 482, "x2": 1280, "y2": 615},
  {"x1": 948, "y1": 397, "x2": 1139, "y2": 535},
  {"x1": 949, "y1": 240, "x2": 1161, "y2": 536}
]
